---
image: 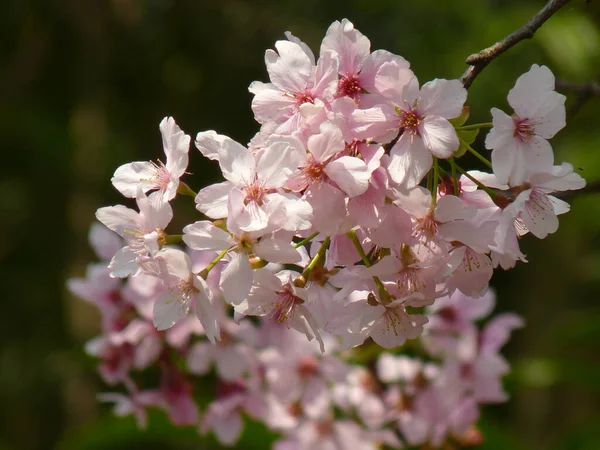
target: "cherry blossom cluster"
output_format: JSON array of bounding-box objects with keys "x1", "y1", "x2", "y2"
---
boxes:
[
  {"x1": 69, "y1": 18, "x2": 585, "y2": 448},
  {"x1": 69, "y1": 223, "x2": 522, "y2": 448}
]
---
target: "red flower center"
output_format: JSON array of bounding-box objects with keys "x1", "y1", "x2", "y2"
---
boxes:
[{"x1": 337, "y1": 75, "x2": 363, "y2": 99}]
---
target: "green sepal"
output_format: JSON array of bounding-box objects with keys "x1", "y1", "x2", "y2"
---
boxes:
[
  {"x1": 448, "y1": 106, "x2": 470, "y2": 127},
  {"x1": 454, "y1": 128, "x2": 479, "y2": 157}
]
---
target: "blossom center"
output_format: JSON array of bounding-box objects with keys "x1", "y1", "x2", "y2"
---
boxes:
[
  {"x1": 513, "y1": 116, "x2": 535, "y2": 142},
  {"x1": 396, "y1": 267, "x2": 426, "y2": 299},
  {"x1": 398, "y1": 108, "x2": 422, "y2": 134},
  {"x1": 337, "y1": 75, "x2": 362, "y2": 99},
  {"x1": 294, "y1": 91, "x2": 315, "y2": 106},
  {"x1": 414, "y1": 214, "x2": 439, "y2": 241},
  {"x1": 151, "y1": 160, "x2": 171, "y2": 191},
  {"x1": 173, "y1": 279, "x2": 197, "y2": 303},
  {"x1": 269, "y1": 284, "x2": 304, "y2": 324},
  {"x1": 300, "y1": 155, "x2": 328, "y2": 185},
  {"x1": 244, "y1": 182, "x2": 267, "y2": 205},
  {"x1": 297, "y1": 355, "x2": 319, "y2": 378},
  {"x1": 438, "y1": 306, "x2": 458, "y2": 323}
]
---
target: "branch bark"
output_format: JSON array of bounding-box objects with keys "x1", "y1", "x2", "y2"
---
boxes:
[{"x1": 461, "y1": 0, "x2": 573, "y2": 89}]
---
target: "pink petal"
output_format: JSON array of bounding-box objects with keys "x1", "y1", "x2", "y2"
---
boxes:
[
  {"x1": 307, "y1": 122, "x2": 345, "y2": 162},
  {"x1": 519, "y1": 189, "x2": 559, "y2": 238},
  {"x1": 195, "y1": 130, "x2": 229, "y2": 161},
  {"x1": 160, "y1": 117, "x2": 190, "y2": 179},
  {"x1": 89, "y1": 222, "x2": 123, "y2": 260},
  {"x1": 183, "y1": 220, "x2": 234, "y2": 251},
  {"x1": 153, "y1": 290, "x2": 189, "y2": 331},
  {"x1": 266, "y1": 41, "x2": 313, "y2": 93},
  {"x1": 95, "y1": 205, "x2": 140, "y2": 238},
  {"x1": 320, "y1": 19, "x2": 370, "y2": 76},
  {"x1": 325, "y1": 155, "x2": 370, "y2": 198},
  {"x1": 249, "y1": 81, "x2": 296, "y2": 124},
  {"x1": 254, "y1": 237, "x2": 302, "y2": 263},
  {"x1": 195, "y1": 181, "x2": 234, "y2": 219},
  {"x1": 218, "y1": 139, "x2": 254, "y2": 185},
  {"x1": 220, "y1": 253, "x2": 253, "y2": 306},
  {"x1": 388, "y1": 134, "x2": 432, "y2": 188},
  {"x1": 213, "y1": 411, "x2": 243, "y2": 445},
  {"x1": 419, "y1": 79, "x2": 467, "y2": 119},
  {"x1": 419, "y1": 115, "x2": 459, "y2": 158},
  {"x1": 111, "y1": 161, "x2": 156, "y2": 198},
  {"x1": 194, "y1": 277, "x2": 220, "y2": 343}
]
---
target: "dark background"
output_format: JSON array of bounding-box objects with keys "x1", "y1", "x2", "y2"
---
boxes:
[{"x1": 1, "y1": 0, "x2": 600, "y2": 449}]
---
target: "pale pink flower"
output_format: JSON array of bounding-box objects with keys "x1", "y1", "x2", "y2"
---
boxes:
[
  {"x1": 89, "y1": 222, "x2": 123, "y2": 261},
  {"x1": 249, "y1": 38, "x2": 338, "y2": 133},
  {"x1": 237, "y1": 269, "x2": 325, "y2": 351},
  {"x1": 427, "y1": 289, "x2": 495, "y2": 333},
  {"x1": 486, "y1": 64, "x2": 566, "y2": 185},
  {"x1": 139, "y1": 366, "x2": 200, "y2": 426},
  {"x1": 98, "y1": 383, "x2": 150, "y2": 429},
  {"x1": 111, "y1": 117, "x2": 190, "y2": 200},
  {"x1": 365, "y1": 293, "x2": 432, "y2": 349},
  {"x1": 286, "y1": 122, "x2": 371, "y2": 234},
  {"x1": 67, "y1": 263, "x2": 122, "y2": 328},
  {"x1": 277, "y1": 417, "x2": 385, "y2": 450},
  {"x1": 287, "y1": 122, "x2": 371, "y2": 198},
  {"x1": 200, "y1": 380, "x2": 265, "y2": 445},
  {"x1": 374, "y1": 66, "x2": 467, "y2": 188},
  {"x1": 140, "y1": 248, "x2": 220, "y2": 342},
  {"x1": 504, "y1": 162, "x2": 585, "y2": 239},
  {"x1": 331, "y1": 367, "x2": 387, "y2": 429},
  {"x1": 183, "y1": 220, "x2": 302, "y2": 305},
  {"x1": 194, "y1": 134, "x2": 312, "y2": 233},
  {"x1": 96, "y1": 189, "x2": 173, "y2": 277},
  {"x1": 320, "y1": 19, "x2": 410, "y2": 106},
  {"x1": 188, "y1": 319, "x2": 258, "y2": 381}
]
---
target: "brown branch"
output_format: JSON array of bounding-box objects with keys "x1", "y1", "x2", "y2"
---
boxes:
[
  {"x1": 555, "y1": 80, "x2": 600, "y2": 115},
  {"x1": 461, "y1": 0, "x2": 573, "y2": 89}
]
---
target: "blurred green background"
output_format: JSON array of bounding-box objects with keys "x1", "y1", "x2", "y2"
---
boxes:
[{"x1": 1, "y1": 0, "x2": 600, "y2": 449}]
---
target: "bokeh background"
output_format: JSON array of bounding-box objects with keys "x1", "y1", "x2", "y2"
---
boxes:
[{"x1": 2, "y1": 0, "x2": 600, "y2": 449}]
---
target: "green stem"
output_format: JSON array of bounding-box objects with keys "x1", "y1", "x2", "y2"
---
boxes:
[
  {"x1": 293, "y1": 232, "x2": 320, "y2": 249},
  {"x1": 165, "y1": 234, "x2": 183, "y2": 245},
  {"x1": 432, "y1": 157, "x2": 440, "y2": 205},
  {"x1": 199, "y1": 247, "x2": 230, "y2": 279},
  {"x1": 453, "y1": 163, "x2": 497, "y2": 198},
  {"x1": 456, "y1": 122, "x2": 493, "y2": 131},
  {"x1": 177, "y1": 181, "x2": 197, "y2": 198},
  {"x1": 347, "y1": 230, "x2": 372, "y2": 268},
  {"x1": 460, "y1": 139, "x2": 493, "y2": 169},
  {"x1": 301, "y1": 236, "x2": 330, "y2": 279},
  {"x1": 450, "y1": 157, "x2": 459, "y2": 196},
  {"x1": 426, "y1": 168, "x2": 433, "y2": 192},
  {"x1": 346, "y1": 230, "x2": 391, "y2": 305}
]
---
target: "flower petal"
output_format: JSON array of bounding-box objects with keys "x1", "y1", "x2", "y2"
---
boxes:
[
  {"x1": 419, "y1": 79, "x2": 467, "y2": 119},
  {"x1": 325, "y1": 155, "x2": 370, "y2": 198},
  {"x1": 419, "y1": 115, "x2": 459, "y2": 158}
]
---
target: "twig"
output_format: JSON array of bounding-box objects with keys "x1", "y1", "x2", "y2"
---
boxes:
[
  {"x1": 461, "y1": 0, "x2": 573, "y2": 89},
  {"x1": 555, "y1": 80, "x2": 600, "y2": 115}
]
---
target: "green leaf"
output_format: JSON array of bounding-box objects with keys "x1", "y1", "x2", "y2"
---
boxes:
[
  {"x1": 454, "y1": 128, "x2": 479, "y2": 157},
  {"x1": 448, "y1": 106, "x2": 471, "y2": 127}
]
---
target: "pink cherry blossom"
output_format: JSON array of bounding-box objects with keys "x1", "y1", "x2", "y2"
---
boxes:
[
  {"x1": 111, "y1": 117, "x2": 190, "y2": 200},
  {"x1": 249, "y1": 38, "x2": 338, "y2": 134},
  {"x1": 485, "y1": 64, "x2": 566, "y2": 185},
  {"x1": 140, "y1": 247, "x2": 220, "y2": 342},
  {"x1": 320, "y1": 19, "x2": 410, "y2": 106},
  {"x1": 96, "y1": 189, "x2": 173, "y2": 277},
  {"x1": 195, "y1": 133, "x2": 312, "y2": 233},
  {"x1": 374, "y1": 65, "x2": 467, "y2": 188}
]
